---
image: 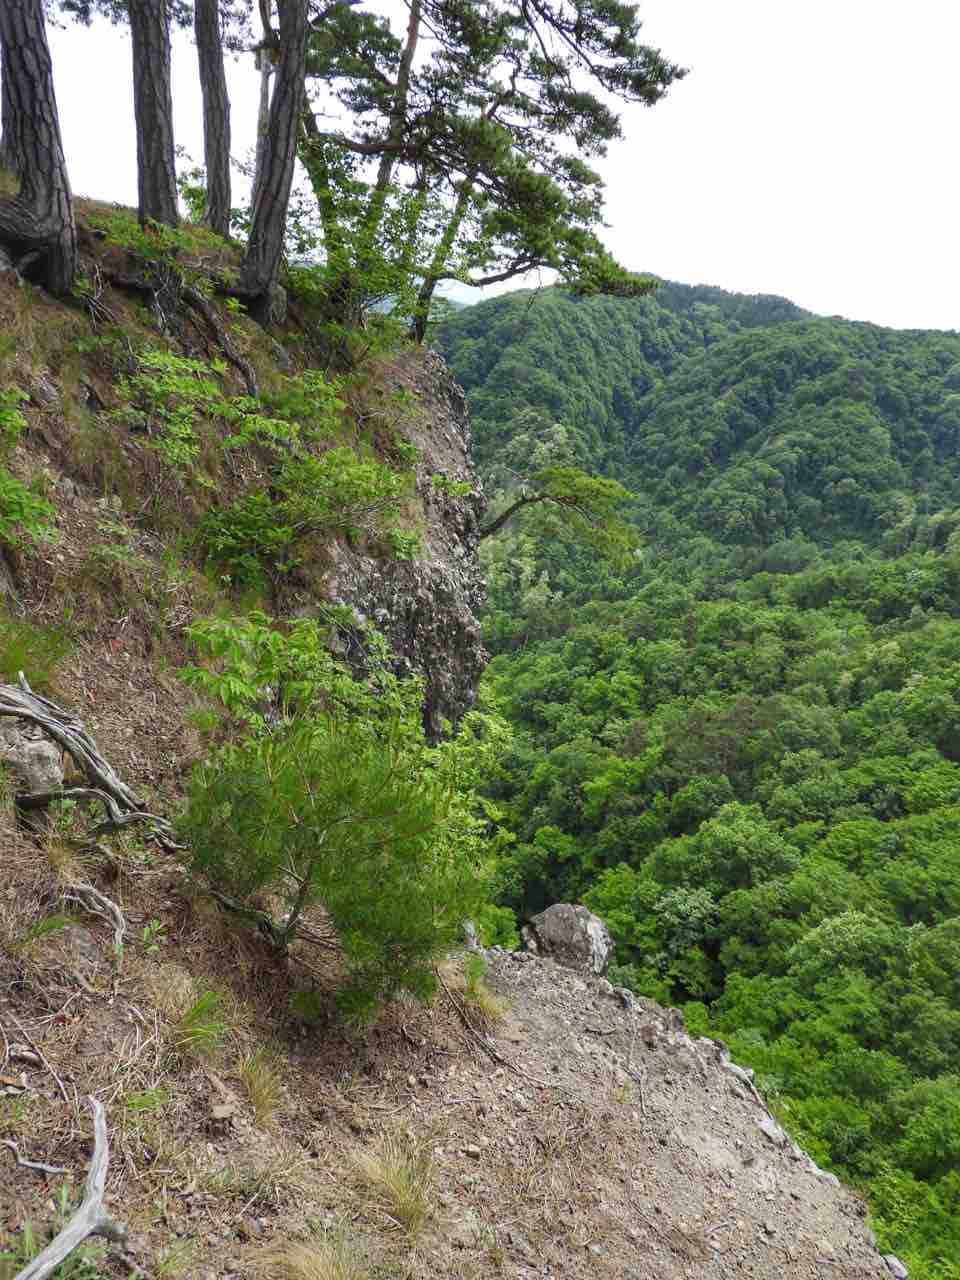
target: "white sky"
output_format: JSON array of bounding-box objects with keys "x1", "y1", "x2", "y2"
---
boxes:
[{"x1": 46, "y1": 1, "x2": 960, "y2": 331}]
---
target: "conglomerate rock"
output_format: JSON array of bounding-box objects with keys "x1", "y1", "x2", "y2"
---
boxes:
[{"x1": 324, "y1": 349, "x2": 487, "y2": 738}]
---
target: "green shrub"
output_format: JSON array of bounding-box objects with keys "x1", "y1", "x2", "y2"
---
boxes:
[
  {"x1": 181, "y1": 715, "x2": 486, "y2": 1020},
  {"x1": 278, "y1": 446, "x2": 415, "y2": 548},
  {"x1": 195, "y1": 493, "x2": 295, "y2": 585},
  {"x1": 0, "y1": 606, "x2": 73, "y2": 690},
  {"x1": 178, "y1": 612, "x2": 506, "y2": 1020},
  {"x1": 0, "y1": 390, "x2": 55, "y2": 547}
]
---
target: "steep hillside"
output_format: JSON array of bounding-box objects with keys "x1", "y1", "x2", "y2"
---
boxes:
[
  {"x1": 437, "y1": 282, "x2": 808, "y2": 477},
  {"x1": 439, "y1": 286, "x2": 960, "y2": 568},
  {"x1": 0, "y1": 224, "x2": 903, "y2": 1280}
]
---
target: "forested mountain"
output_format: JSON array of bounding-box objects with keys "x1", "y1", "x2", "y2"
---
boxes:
[{"x1": 440, "y1": 287, "x2": 960, "y2": 1277}]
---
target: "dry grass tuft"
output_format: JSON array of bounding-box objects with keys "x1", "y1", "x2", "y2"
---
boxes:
[
  {"x1": 239, "y1": 1046, "x2": 283, "y2": 1127},
  {"x1": 142, "y1": 962, "x2": 196, "y2": 1021},
  {"x1": 351, "y1": 1133, "x2": 434, "y2": 1236},
  {"x1": 203, "y1": 1146, "x2": 313, "y2": 1210},
  {"x1": 256, "y1": 1235, "x2": 371, "y2": 1280},
  {"x1": 442, "y1": 954, "x2": 507, "y2": 1029}
]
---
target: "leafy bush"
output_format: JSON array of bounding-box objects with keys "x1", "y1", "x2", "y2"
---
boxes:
[
  {"x1": 195, "y1": 493, "x2": 295, "y2": 585},
  {"x1": 0, "y1": 390, "x2": 55, "y2": 547},
  {"x1": 195, "y1": 446, "x2": 417, "y2": 583},
  {"x1": 183, "y1": 717, "x2": 482, "y2": 1017},
  {"x1": 178, "y1": 612, "x2": 505, "y2": 1020}
]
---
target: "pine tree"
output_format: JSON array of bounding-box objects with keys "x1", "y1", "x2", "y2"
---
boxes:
[{"x1": 0, "y1": 0, "x2": 77, "y2": 294}]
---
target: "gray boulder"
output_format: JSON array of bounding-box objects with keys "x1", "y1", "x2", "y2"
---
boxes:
[
  {"x1": 0, "y1": 718, "x2": 63, "y2": 795},
  {"x1": 523, "y1": 904, "x2": 614, "y2": 976}
]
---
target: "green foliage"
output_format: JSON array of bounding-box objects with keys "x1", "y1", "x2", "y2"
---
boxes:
[
  {"x1": 0, "y1": 390, "x2": 55, "y2": 547},
  {"x1": 173, "y1": 989, "x2": 229, "y2": 1059},
  {"x1": 178, "y1": 613, "x2": 506, "y2": 1020},
  {"x1": 299, "y1": 0, "x2": 681, "y2": 332},
  {"x1": 0, "y1": 606, "x2": 72, "y2": 690},
  {"x1": 83, "y1": 206, "x2": 229, "y2": 264},
  {"x1": 451, "y1": 280, "x2": 960, "y2": 1275}
]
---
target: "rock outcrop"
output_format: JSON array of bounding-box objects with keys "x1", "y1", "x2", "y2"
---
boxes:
[
  {"x1": 0, "y1": 717, "x2": 63, "y2": 794},
  {"x1": 324, "y1": 350, "x2": 487, "y2": 738},
  {"x1": 480, "y1": 944, "x2": 901, "y2": 1279},
  {"x1": 523, "y1": 902, "x2": 614, "y2": 975}
]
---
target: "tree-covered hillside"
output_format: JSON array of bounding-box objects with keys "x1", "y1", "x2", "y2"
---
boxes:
[
  {"x1": 439, "y1": 282, "x2": 809, "y2": 475},
  {"x1": 440, "y1": 287, "x2": 960, "y2": 1277}
]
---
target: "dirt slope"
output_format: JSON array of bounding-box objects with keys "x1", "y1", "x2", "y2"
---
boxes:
[{"x1": 0, "y1": 847, "x2": 895, "y2": 1280}]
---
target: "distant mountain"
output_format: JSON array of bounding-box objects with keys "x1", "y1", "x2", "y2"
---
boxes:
[{"x1": 438, "y1": 284, "x2": 960, "y2": 558}]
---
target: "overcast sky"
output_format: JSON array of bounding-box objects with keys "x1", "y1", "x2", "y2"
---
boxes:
[{"x1": 47, "y1": 1, "x2": 960, "y2": 331}]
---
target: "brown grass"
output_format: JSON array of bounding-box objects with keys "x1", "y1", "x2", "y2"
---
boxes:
[
  {"x1": 239, "y1": 1046, "x2": 283, "y2": 1127},
  {"x1": 350, "y1": 1133, "x2": 434, "y2": 1236},
  {"x1": 256, "y1": 1235, "x2": 372, "y2": 1280}
]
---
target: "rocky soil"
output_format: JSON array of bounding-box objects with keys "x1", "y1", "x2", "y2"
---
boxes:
[{"x1": 477, "y1": 947, "x2": 899, "y2": 1279}]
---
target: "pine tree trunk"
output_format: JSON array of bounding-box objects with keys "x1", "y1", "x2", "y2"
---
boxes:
[
  {"x1": 251, "y1": 49, "x2": 272, "y2": 207},
  {"x1": 250, "y1": 0, "x2": 274, "y2": 209},
  {"x1": 411, "y1": 169, "x2": 476, "y2": 342},
  {"x1": 362, "y1": 0, "x2": 420, "y2": 249},
  {"x1": 240, "y1": 0, "x2": 307, "y2": 318},
  {"x1": 0, "y1": 45, "x2": 18, "y2": 175},
  {"x1": 129, "y1": 0, "x2": 179, "y2": 228},
  {"x1": 0, "y1": 0, "x2": 76, "y2": 295},
  {"x1": 194, "y1": 0, "x2": 231, "y2": 237}
]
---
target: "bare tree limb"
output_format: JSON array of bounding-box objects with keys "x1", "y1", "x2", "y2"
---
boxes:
[
  {"x1": 0, "y1": 676, "x2": 142, "y2": 813},
  {"x1": 1, "y1": 1140, "x2": 68, "y2": 1177},
  {"x1": 14, "y1": 1097, "x2": 126, "y2": 1280},
  {"x1": 7, "y1": 1011, "x2": 68, "y2": 1105},
  {"x1": 59, "y1": 882, "x2": 126, "y2": 953},
  {"x1": 0, "y1": 676, "x2": 182, "y2": 851}
]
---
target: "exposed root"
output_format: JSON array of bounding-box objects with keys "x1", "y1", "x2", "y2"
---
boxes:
[
  {"x1": 182, "y1": 282, "x2": 259, "y2": 397},
  {"x1": 59, "y1": 881, "x2": 126, "y2": 952},
  {"x1": 0, "y1": 1140, "x2": 68, "y2": 1177},
  {"x1": 13, "y1": 1097, "x2": 126, "y2": 1280},
  {"x1": 0, "y1": 675, "x2": 181, "y2": 852},
  {"x1": 0, "y1": 675, "x2": 142, "y2": 812}
]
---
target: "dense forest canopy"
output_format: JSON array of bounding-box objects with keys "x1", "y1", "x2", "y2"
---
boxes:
[{"x1": 440, "y1": 286, "x2": 960, "y2": 1278}]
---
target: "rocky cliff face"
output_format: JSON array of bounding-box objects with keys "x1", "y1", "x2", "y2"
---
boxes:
[{"x1": 325, "y1": 350, "x2": 487, "y2": 737}]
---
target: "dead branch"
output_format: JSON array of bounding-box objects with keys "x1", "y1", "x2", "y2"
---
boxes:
[
  {"x1": 7, "y1": 1011, "x2": 68, "y2": 1104},
  {"x1": 59, "y1": 882, "x2": 126, "y2": 953},
  {"x1": 19, "y1": 787, "x2": 168, "y2": 834},
  {"x1": 14, "y1": 1097, "x2": 126, "y2": 1280},
  {"x1": 0, "y1": 676, "x2": 142, "y2": 812},
  {"x1": 1, "y1": 1140, "x2": 68, "y2": 1176},
  {"x1": 0, "y1": 676, "x2": 182, "y2": 852}
]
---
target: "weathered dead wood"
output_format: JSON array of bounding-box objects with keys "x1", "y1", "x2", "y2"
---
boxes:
[
  {"x1": 59, "y1": 882, "x2": 126, "y2": 953},
  {"x1": 0, "y1": 675, "x2": 181, "y2": 851},
  {"x1": 0, "y1": 676, "x2": 141, "y2": 812},
  {"x1": 13, "y1": 1097, "x2": 126, "y2": 1280},
  {"x1": 7, "y1": 1011, "x2": 68, "y2": 1104},
  {"x1": 1, "y1": 1139, "x2": 68, "y2": 1176}
]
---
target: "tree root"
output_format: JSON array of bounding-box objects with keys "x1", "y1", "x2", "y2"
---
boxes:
[
  {"x1": 181, "y1": 283, "x2": 259, "y2": 397},
  {"x1": 98, "y1": 260, "x2": 259, "y2": 396},
  {"x1": 0, "y1": 676, "x2": 142, "y2": 812},
  {"x1": 1, "y1": 1140, "x2": 68, "y2": 1177},
  {"x1": 0, "y1": 675, "x2": 181, "y2": 852},
  {"x1": 13, "y1": 1097, "x2": 126, "y2": 1280},
  {"x1": 59, "y1": 881, "x2": 126, "y2": 953}
]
